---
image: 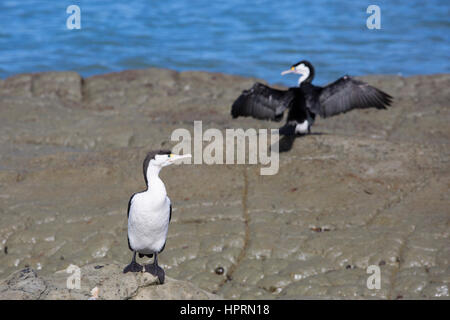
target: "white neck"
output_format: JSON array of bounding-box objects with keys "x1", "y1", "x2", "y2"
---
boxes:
[
  {"x1": 145, "y1": 164, "x2": 167, "y2": 200},
  {"x1": 298, "y1": 72, "x2": 309, "y2": 85}
]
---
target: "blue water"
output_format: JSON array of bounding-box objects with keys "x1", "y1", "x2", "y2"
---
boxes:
[{"x1": 0, "y1": 0, "x2": 449, "y2": 85}]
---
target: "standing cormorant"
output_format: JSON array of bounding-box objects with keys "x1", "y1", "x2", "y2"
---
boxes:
[
  {"x1": 124, "y1": 150, "x2": 191, "y2": 284},
  {"x1": 231, "y1": 60, "x2": 393, "y2": 151}
]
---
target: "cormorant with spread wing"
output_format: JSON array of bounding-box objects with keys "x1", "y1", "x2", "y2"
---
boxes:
[{"x1": 231, "y1": 60, "x2": 393, "y2": 151}]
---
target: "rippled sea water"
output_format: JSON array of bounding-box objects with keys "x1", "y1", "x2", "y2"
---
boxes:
[{"x1": 0, "y1": 0, "x2": 449, "y2": 85}]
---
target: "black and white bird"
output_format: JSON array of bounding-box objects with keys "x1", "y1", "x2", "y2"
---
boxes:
[
  {"x1": 124, "y1": 150, "x2": 191, "y2": 284},
  {"x1": 231, "y1": 60, "x2": 393, "y2": 151}
]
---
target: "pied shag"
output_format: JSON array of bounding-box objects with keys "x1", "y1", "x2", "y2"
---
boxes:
[
  {"x1": 231, "y1": 60, "x2": 393, "y2": 151},
  {"x1": 124, "y1": 150, "x2": 191, "y2": 284}
]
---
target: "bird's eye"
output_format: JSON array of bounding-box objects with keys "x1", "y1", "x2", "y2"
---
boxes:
[
  {"x1": 291, "y1": 66, "x2": 295, "y2": 70},
  {"x1": 169, "y1": 154, "x2": 173, "y2": 158}
]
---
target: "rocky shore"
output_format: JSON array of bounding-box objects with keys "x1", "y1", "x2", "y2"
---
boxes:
[
  {"x1": 0, "y1": 69, "x2": 448, "y2": 299},
  {"x1": 0, "y1": 262, "x2": 220, "y2": 300}
]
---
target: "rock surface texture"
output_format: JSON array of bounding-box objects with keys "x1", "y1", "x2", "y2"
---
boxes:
[
  {"x1": 0, "y1": 69, "x2": 449, "y2": 299},
  {"x1": 0, "y1": 263, "x2": 220, "y2": 300}
]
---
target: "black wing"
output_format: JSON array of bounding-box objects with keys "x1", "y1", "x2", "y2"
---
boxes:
[
  {"x1": 317, "y1": 76, "x2": 393, "y2": 118},
  {"x1": 127, "y1": 194, "x2": 135, "y2": 252},
  {"x1": 126, "y1": 193, "x2": 136, "y2": 219},
  {"x1": 231, "y1": 82, "x2": 295, "y2": 121},
  {"x1": 157, "y1": 202, "x2": 172, "y2": 254}
]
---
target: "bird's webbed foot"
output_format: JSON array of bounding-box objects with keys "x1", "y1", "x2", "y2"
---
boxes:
[
  {"x1": 123, "y1": 261, "x2": 143, "y2": 273},
  {"x1": 145, "y1": 263, "x2": 165, "y2": 284}
]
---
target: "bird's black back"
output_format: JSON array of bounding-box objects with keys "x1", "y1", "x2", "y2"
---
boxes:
[
  {"x1": 286, "y1": 87, "x2": 309, "y2": 122},
  {"x1": 299, "y1": 82, "x2": 323, "y2": 114},
  {"x1": 277, "y1": 87, "x2": 315, "y2": 136}
]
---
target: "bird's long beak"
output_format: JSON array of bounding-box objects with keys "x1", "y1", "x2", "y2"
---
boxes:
[
  {"x1": 169, "y1": 154, "x2": 192, "y2": 163},
  {"x1": 281, "y1": 67, "x2": 296, "y2": 76}
]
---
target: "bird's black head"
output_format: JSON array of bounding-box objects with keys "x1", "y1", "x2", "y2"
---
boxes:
[
  {"x1": 142, "y1": 149, "x2": 192, "y2": 186},
  {"x1": 143, "y1": 150, "x2": 171, "y2": 185},
  {"x1": 292, "y1": 60, "x2": 313, "y2": 71},
  {"x1": 281, "y1": 60, "x2": 315, "y2": 84}
]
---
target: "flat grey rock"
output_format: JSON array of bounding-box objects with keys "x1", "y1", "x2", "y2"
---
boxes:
[
  {"x1": 0, "y1": 263, "x2": 221, "y2": 300},
  {"x1": 0, "y1": 69, "x2": 448, "y2": 299}
]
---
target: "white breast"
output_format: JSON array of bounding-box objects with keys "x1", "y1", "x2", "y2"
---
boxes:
[
  {"x1": 295, "y1": 120, "x2": 309, "y2": 134},
  {"x1": 128, "y1": 192, "x2": 171, "y2": 254}
]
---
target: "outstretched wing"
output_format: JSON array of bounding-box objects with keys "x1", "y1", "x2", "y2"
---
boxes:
[
  {"x1": 317, "y1": 76, "x2": 393, "y2": 118},
  {"x1": 231, "y1": 82, "x2": 295, "y2": 121}
]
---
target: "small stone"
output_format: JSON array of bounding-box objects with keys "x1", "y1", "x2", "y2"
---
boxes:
[{"x1": 215, "y1": 267, "x2": 224, "y2": 275}]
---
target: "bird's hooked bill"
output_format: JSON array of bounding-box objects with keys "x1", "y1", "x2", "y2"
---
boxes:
[
  {"x1": 169, "y1": 154, "x2": 192, "y2": 162},
  {"x1": 281, "y1": 67, "x2": 296, "y2": 76}
]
